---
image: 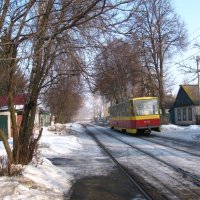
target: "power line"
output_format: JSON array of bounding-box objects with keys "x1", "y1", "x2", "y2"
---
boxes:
[
  {"x1": 188, "y1": 33, "x2": 200, "y2": 45},
  {"x1": 174, "y1": 30, "x2": 200, "y2": 65},
  {"x1": 175, "y1": 50, "x2": 200, "y2": 65},
  {"x1": 188, "y1": 26, "x2": 200, "y2": 38}
]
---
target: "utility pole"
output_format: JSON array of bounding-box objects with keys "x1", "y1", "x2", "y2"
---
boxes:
[
  {"x1": 196, "y1": 56, "x2": 200, "y2": 124},
  {"x1": 197, "y1": 56, "x2": 200, "y2": 103}
]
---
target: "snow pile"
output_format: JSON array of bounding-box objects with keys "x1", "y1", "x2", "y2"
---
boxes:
[
  {"x1": 161, "y1": 124, "x2": 185, "y2": 131},
  {"x1": 156, "y1": 124, "x2": 200, "y2": 142},
  {"x1": 0, "y1": 157, "x2": 71, "y2": 200},
  {"x1": 23, "y1": 158, "x2": 72, "y2": 193},
  {"x1": 185, "y1": 125, "x2": 200, "y2": 130},
  {"x1": 0, "y1": 124, "x2": 84, "y2": 199}
]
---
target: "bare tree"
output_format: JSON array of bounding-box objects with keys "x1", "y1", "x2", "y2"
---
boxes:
[
  {"x1": 94, "y1": 39, "x2": 142, "y2": 103},
  {"x1": 42, "y1": 50, "x2": 83, "y2": 123},
  {"x1": 0, "y1": 0, "x2": 140, "y2": 165},
  {"x1": 127, "y1": 0, "x2": 187, "y2": 123},
  {"x1": 44, "y1": 77, "x2": 83, "y2": 123},
  {"x1": 0, "y1": 33, "x2": 26, "y2": 96}
]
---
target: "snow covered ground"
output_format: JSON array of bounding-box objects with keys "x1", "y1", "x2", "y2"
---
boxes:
[
  {"x1": 159, "y1": 124, "x2": 200, "y2": 142},
  {"x1": 0, "y1": 123, "x2": 200, "y2": 199}
]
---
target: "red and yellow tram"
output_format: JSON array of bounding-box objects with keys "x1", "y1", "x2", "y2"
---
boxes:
[{"x1": 109, "y1": 97, "x2": 160, "y2": 134}]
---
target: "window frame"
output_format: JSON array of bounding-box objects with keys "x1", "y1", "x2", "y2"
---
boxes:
[
  {"x1": 188, "y1": 107, "x2": 192, "y2": 121},
  {"x1": 183, "y1": 108, "x2": 186, "y2": 121},
  {"x1": 177, "y1": 108, "x2": 181, "y2": 121}
]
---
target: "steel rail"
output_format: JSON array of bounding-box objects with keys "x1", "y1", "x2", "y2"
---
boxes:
[
  {"x1": 99, "y1": 128, "x2": 200, "y2": 187},
  {"x1": 151, "y1": 134, "x2": 200, "y2": 149},
  {"x1": 94, "y1": 126, "x2": 200, "y2": 198},
  {"x1": 139, "y1": 136, "x2": 200, "y2": 158},
  {"x1": 84, "y1": 126, "x2": 153, "y2": 200}
]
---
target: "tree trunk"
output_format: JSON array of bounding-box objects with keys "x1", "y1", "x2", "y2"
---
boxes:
[
  {"x1": 0, "y1": 129, "x2": 13, "y2": 163},
  {"x1": 159, "y1": 66, "x2": 167, "y2": 124},
  {"x1": 8, "y1": 64, "x2": 19, "y2": 163}
]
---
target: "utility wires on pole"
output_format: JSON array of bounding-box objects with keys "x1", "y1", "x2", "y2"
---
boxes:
[
  {"x1": 196, "y1": 56, "x2": 200, "y2": 124},
  {"x1": 197, "y1": 56, "x2": 200, "y2": 103}
]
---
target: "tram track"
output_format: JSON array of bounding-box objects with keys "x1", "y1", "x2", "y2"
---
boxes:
[
  {"x1": 88, "y1": 125, "x2": 200, "y2": 199},
  {"x1": 104, "y1": 130, "x2": 200, "y2": 185},
  {"x1": 95, "y1": 122, "x2": 200, "y2": 156},
  {"x1": 138, "y1": 136, "x2": 200, "y2": 158},
  {"x1": 83, "y1": 124, "x2": 200, "y2": 199},
  {"x1": 82, "y1": 124, "x2": 154, "y2": 200},
  {"x1": 144, "y1": 134, "x2": 200, "y2": 156}
]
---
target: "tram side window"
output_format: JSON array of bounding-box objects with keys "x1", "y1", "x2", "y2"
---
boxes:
[
  {"x1": 121, "y1": 104, "x2": 125, "y2": 116},
  {"x1": 119, "y1": 105, "x2": 122, "y2": 117},
  {"x1": 117, "y1": 103, "x2": 129, "y2": 117},
  {"x1": 129, "y1": 102, "x2": 134, "y2": 116},
  {"x1": 110, "y1": 108, "x2": 112, "y2": 117},
  {"x1": 122, "y1": 104, "x2": 125, "y2": 116},
  {"x1": 119, "y1": 105, "x2": 122, "y2": 116},
  {"x1": 124, "y1": 103, "x2": 129, "y2": 116},
  {"x1": 110, "y1": 102, "x2": 133, "y2": 117},
  {"x1": 118, "y1": 105, "x2": 121, "y2": 116},
  {"x1": 110, "y1": 107, "x2": 116, "y2": 117},
  {"x1": 116, "y1": 106, "x2": 119, "y2": 117},
  {"x1": 112, "y1": 107, "x2": 115, "y2": 117}
]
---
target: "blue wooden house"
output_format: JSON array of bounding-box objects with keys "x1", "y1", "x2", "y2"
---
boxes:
[{"x1": 172, "y1": 85, "x2": 200, "y2": 125}]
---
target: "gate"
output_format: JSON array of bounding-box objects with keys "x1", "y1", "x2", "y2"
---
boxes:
[{"x1": 0, "y1": 115, "x2": 8, "y2": 138}]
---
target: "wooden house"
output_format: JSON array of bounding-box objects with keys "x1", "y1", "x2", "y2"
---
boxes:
[{"x1": 173, "y1": 85, "x2": 200, "y2": 125}]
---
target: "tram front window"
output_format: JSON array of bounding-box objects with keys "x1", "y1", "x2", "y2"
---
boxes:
[{"x1": 134, "y1": 99, "x2": 159, "y2": 116}]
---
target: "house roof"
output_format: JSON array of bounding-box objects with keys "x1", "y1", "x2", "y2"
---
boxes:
[
  {"x1": 0, "y1": 94, "x2": 26, "y2": 108},
  {"x1": 181, "y1": 85, "x2": 200, "y2": 105}
]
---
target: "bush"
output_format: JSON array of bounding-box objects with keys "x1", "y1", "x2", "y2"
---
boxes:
[{"x1": 0, "y1": 156, "x2": 23, "y2": 176}]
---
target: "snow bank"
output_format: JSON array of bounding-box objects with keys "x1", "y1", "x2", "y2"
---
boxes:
[
  {"x1": 0, "y1": 157, "x2": 72, "y2": 200},
  {"x1": 23, "y1": 157, "x2": 72, "y2": 193},
  {"x1": 0, "y1": 123, "x2": 84, "y2": 199},
  {"x1": 154, "y1": 124, "x2": 200, "y2": 142},
  {"x1": 161, "y1": 124, "x2": 185, "y2": 131}
]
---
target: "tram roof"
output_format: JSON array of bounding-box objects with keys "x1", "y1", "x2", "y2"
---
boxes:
[
  {"x1": 131, "y1": 97, "x2": 158, "y2": 101},
  {"x1": 110, "y1": 97, "x2": 158, "y2": 107}
]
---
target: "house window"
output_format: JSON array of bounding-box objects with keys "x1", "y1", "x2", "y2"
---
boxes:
[
  {"x1": 188, "y1": 108, "x2": 192, "y2": 121},
  {"x1": 183, "y1": 108, "x2": 186, "y2": 121},
  {"x1": 177, "y1": 109, "x2": 181, "y2": 121}
]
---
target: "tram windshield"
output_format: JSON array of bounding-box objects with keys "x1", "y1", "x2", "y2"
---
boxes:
[{"x1": 134, "y1": 99, "x2": 159, "y2": 116}]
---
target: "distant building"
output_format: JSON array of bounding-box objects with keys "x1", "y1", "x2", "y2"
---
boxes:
[
  {"x1": 0, "y1": 94, "x2": 26, "y2": 138},
  {"x1": 172, "y1": 85, "x2": 200, "y2": 125},
  {"x1": 0, "y1": 95, "x2": 49, "y2": 138}
]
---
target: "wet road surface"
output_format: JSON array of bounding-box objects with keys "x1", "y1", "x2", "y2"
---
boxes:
[{"x1": 69, "y1": 169, "x2": 146, "y2": 200}]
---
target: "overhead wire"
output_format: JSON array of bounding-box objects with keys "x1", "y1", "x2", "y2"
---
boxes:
[
  {"x1": 174, "y1": 28, "x2": 200, "y2": 65},
  {"x1": 175, "y1": 50, "x2": 200, "y2": 66}
]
